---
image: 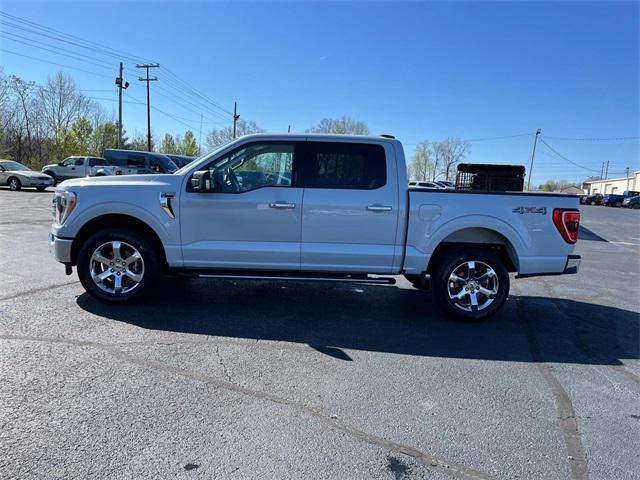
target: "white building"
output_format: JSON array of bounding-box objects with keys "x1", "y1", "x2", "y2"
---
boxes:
[{"x1": 583, "y1": 170, "x2": 640, "y2": 195}]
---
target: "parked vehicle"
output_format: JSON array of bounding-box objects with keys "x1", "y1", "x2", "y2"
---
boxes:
[
  {"x1": 602, "y1": 190, "x2": 640, "y2": 207},
  {"x1": 0, "y1": 160, "x2": 54, "y2": 191},
  {"x1": 165, "y1": 154, "x2": 196, "y2": 168},
  {"x1": 102, "y1": 150, "x2": 178, "y2": 175},
  {"x1": 622, "y1": 195, "x2": 640, "y2": 209},
  {"x1": 581, "y1": 194, "x2": 603, "y2": 206},
  {"x1": 42, "y1": 156, "x2": 121, "y2": 185},
  {"x1": 438, "y1": 180, "x2": 455, "y2": 189},
  {"x1": 409, "y1": 181, "x2": 445, "y2": 189},
  {"x1": 48, "y1": 134, "x2": 581, "y2": 320}
]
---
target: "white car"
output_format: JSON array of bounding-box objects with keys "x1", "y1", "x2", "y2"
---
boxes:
[
  {"x1": 409, "y1": 181, "x2": 445, "y2": 189},
  {"x1": 48, "y1": 133, "x2": 581, "y2": 320},
  {"x1": 0, "y1": 160, "x2": 54, "y2": 191}
]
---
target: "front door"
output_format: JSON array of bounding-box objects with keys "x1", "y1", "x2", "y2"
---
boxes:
[
  {"x1": 58, "y1": 157, "x2": 85, "y2": 180},
  {"x1": 180, "y1": 141, "x2": 303, "y2": 270},
  {"x1": 300, "y1": 141, "x2": 400, "y2": 273}
]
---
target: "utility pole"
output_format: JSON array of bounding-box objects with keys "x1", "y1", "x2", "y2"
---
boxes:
[
  {"x1": 600, "y1": 161, "x2": 604, "y2": 180},
  {"x1": 136, "y1": 63, "x2": 159, "y2": 151},
  {"x1": 604, "y1": 160, "x2": 609, "y2": 179},
  {"x1": 198, "y1": 113, "x2": 203, "y2": 154},
  {"x1": 232, "y1": 101, "x2": 240, "y2": 138},
  {"x1": 526, "y1": 128, "x2": 541, "y2": 191},
  {"x1": 115, "y1": 62, "x2": 129, "y2": 148},
  {"x1": 287, "y1": 125, "x2": 291, "y2": 133},
  {"x1": 625, "y1": 166, "x2": 630, "y2": 190}
]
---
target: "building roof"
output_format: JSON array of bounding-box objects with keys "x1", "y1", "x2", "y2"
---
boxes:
[{"x1": 584, "y1": 171, "x2": 640, "y2": 184}]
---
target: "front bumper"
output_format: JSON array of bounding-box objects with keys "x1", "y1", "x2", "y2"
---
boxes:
[
  {"x1": 49, "y1": 232, "x2": 73, "y2": 263},
  {"x1": 25, "y1": 177, "x2": 54, "y2": 187}
]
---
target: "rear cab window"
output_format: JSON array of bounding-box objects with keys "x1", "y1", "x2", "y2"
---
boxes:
[{"x1": 303, "y1": 142, "x2": 387, "y2": 189}]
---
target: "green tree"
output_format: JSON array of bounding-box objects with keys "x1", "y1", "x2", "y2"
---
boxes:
[
  {"x1": 408, "y1": 141, "x2": 433, "y2": 181},
  {"x1": 179, "y1": 130, "x2": 200, "y2": 156},
  {"x1": 159, "y1": 133, "x2": 179, "y2": 154},
  {"x1": 58, "y1": 117, "x2": 93, "y2": 158},
  {"x1": 91, "y1": 121, "x2": 118, "y2": 156},
  {"x1": 306, "y1": 116, "x2": 369, "y2": 135}
]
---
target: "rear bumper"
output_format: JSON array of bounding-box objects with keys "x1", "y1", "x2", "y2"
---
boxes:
[
  {"x1": 515, "y1": 254, "x2": 580, "y2": 279},
  {"x1": 563, "y1": 254, "x2": 581, "y2": 274},
  {"x1": 49, "y1": 232, "x2": 73, "y2": 263}
]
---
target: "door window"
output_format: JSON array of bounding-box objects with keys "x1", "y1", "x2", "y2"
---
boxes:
[
  {"x1": 60, "y1": 158, "x2": 76, "y2": 167},
  {"x1": 127, "y1": 155, "x2": 146, "y2": 168},
  {"x1": 304, "y1": 142, "x2": 386, "y2": 189},
  {"x1": 74, "y1": 158, "x2": 85, "y2": 166},
  {"x1": 189, "y1": 142, "x2": 296, "y2": 193}
]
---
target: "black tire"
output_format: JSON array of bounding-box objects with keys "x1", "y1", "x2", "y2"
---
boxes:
[
  {"x1": 615, "y1": 201, "x2": 622, "y2": 208},
  {"x1": 43, "y1": 171, "x2": 57, "y2": 185},
  {"x1": 8, "y1": 177, "x2": 21, "y2": 191},
  {"x1": 404, "y1": 274, "x2": 429, "y2": 290},
  {"x1": 432, "y1": 247, "x2": 510, "y2": 321},
  {"x1": 633, "y1": 204, "x2": 640, "y2": 210},
  {"x1": 77, "y1": 228, "x2": 160, "y2": 303},
  {"x1": 36, "y1": 186, "x2": 47, "y2": 192}
]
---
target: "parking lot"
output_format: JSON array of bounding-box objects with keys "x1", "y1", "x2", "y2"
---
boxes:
[{"x1": 0, "y1": 188, "x2": 638, "y2": 480}]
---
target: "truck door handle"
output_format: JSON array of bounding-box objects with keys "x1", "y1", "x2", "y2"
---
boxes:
[
  {"x1": 367, "y1": 204, "x2": 392, "y2": 212},
  {"x1": 269, "y1": 202, "x2": 296, "y2": 209}
]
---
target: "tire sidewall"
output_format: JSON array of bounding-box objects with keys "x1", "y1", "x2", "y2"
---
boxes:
[
  {"x1": 432, "y1": 247, "x2": 510, "y2": 321},
  {"x1": 9, "y1": 177, "x2": 21, "y2": 191},
  {"x1": 77, "y1": 228, "x2": 160, "y2": 303}
]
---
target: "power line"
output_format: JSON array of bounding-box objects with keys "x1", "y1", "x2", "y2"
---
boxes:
[
  {"x1": 544, "y1": 135, "x2": 639, "y2": 142},
  {"x1": 538, "y1": 140, "x2": 603, "y2": 173},
  {"x1": 0, "y1": 48, "x2": 113, "y2": 79},
  {"x1": 463, "y1": 132, "x2": 534, "y2": 142}
]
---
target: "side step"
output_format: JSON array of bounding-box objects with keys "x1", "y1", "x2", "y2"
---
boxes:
[{"x1": 174, "y1": 269, "x2": 396, "y2": 285}]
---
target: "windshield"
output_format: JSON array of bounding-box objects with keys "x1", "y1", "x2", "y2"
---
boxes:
[
  {"x1": 174, "y1": 139, "x2": 235, "y2": 175},
  {"x1": 0, "y1": 160, "x2": 30, "y2": 171}
]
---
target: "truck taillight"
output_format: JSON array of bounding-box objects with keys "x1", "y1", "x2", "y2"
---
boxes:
[
  {"x1": 553, "y1": 209, "x2": 580, "y2": 244},
  {"x1": 115, "y1": 170, "x2": 122, "y2": 175}
]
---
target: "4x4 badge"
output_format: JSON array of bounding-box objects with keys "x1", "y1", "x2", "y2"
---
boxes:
[{"x1": 512, "y1": 207, "x2": 547, "y2": 215}]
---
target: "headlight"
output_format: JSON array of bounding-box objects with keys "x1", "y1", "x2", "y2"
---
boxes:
[{"x1": 52, "y1": 191, "x2": 77, "y2": 225}]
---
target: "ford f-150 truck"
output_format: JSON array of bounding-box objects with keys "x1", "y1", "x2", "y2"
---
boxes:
[
  {"x1": 48, "y1": 134, "x2": 581, "y2": 320},
  {"x1": 42, "y1": 156, "x2": 122, "y2": 185}
]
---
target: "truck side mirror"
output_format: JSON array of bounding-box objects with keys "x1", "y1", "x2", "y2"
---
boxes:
[
  {"x1": 190, "y1": 170, "x2": 217, "y2": 192},
  {"x1": 58, "y1": 161, "x2": 64, "y2": 166}
]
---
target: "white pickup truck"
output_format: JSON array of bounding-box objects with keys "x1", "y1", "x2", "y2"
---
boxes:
[
  {"x1": 48, "y1": 134, "x2": 581, "y2": 319},
  {"x1": 42, "y1": 156, "x2": 122, "y2": 185}
]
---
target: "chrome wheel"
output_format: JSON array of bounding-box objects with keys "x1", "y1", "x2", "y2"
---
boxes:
[
  {"x1": 447, "y1": 260, "x2": 499, "y2": 312},
  {"x1": 89, "y1": 241, "x2": 145, "y2": 295}
]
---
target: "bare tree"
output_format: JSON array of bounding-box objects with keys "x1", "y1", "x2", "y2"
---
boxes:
[
  {"x1": 204, "y1": 120, "x2": 263, "y2": 150},
  {"x1": 408, "y1": 141, "x2": 433, "y2": 181},
  {"x1": 432, "y1": 137, "x2": 470, "y2": 181},
  {"x1": 306, "y1": 116, "x2": 369, "y2": 135},
  {"x1": 38, "y1": 72, "x2": 92, "y2": 156}
]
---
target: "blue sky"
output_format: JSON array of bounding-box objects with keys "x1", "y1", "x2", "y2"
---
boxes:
[{"x1": 1, "y1": 1, "x2": 638, "y2": 185}]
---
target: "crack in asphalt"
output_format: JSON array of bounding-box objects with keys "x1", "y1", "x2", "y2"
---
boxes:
[
  {"x1": 0, "y1": 280, "x2": 80, "y2": 303},
  {"x1": 0, "y1": 333, "x2": 494, "y2": 480},
  {"x1": 514, "y1": 296, "x2": 590, "y2": 480},
  {"x1": 214, "y1": 344, "x2": 233, "y2": 383}
]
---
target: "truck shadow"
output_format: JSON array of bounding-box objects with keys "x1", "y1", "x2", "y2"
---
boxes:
[{"x1": 76, "y1": 278, "x2": 639, "y2": 367}]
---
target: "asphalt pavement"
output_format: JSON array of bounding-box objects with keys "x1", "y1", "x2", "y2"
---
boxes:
[{"x1": 0, "y1": 188, "x2": 638, "y2": 480}]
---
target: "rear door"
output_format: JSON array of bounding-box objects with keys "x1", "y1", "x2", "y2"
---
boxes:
[{"x1": 299, "y1": 140, "x2": 400, "y2": 273}]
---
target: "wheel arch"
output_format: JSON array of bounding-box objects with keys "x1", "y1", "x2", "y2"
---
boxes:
[
  {"x1": 70, "y1": 214, "x2": 168, "y2": 269},
  {"x1": 425, "y1": 227, "x2": 519, "y2": 273}
]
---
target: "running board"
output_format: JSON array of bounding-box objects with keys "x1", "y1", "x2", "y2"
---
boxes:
[{"x1": 176, "y1": 270, "x2": 396, "y2": 285}]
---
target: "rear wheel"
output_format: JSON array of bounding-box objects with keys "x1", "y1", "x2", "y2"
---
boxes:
[
  {"x1": 8, "y1": 177, "x2": 21, "y2": 191},
  {"x1": 432, "y1": 247, "x2": 509, "y2": 320},
  {"x1": 77, "y1": 228, "x2": 160, "y2": 303}
]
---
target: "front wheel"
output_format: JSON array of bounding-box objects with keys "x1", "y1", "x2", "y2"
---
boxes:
[
  {"x1": 77, "y1": 228, "x2": 160, "y2": 303},
  {"x1": 8, "y1": 177, "x2": 21, "y2": 191},
  {"x1": 432, "y1": 247, "x2": 510, "y2": 320}
]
